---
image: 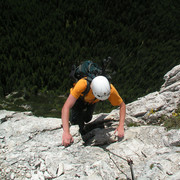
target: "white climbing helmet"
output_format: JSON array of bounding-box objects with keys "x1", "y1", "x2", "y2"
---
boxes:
[{"x1": 91, "y1": 76, "x2": 110, "y2": 101}]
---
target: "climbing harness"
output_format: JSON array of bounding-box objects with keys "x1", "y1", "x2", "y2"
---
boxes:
[{"x1": 102, "y1": 148, "x2": 135, "y2": 180}]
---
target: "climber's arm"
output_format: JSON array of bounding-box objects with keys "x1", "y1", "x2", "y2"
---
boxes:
[
  {"x1": 61, "y1": 94, "x2": 77, "y2": 147},
  {"x1": 115, "y1": 101, "x2": 126, "y2": 138}
]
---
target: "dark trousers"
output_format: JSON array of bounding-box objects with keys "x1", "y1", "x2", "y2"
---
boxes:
[{"x1": 70, "y1": 98, "x2": 96, "y2": 133}]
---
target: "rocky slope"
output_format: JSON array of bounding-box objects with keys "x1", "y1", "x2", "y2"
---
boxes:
[{"x1": 0, "y1": 65, "x2": 180, "y2": 180}]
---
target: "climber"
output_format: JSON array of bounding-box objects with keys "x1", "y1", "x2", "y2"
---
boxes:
[{"x1": 61, "y1": 76, "x2": 126, "y2": 147}]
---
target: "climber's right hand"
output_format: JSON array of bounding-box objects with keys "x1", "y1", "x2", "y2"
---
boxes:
[{"x1": 62, "y1": 131, "x2": 74, "y2": 147}]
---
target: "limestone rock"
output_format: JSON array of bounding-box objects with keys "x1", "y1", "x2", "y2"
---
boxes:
[
  {"x1": 0, "y1": 65, "x2": 180, "y2": 179},
  {"x1": 161, "y1": 64, "x2": 180, "y2": 91},
  {"x1": 0, "y1": 112, "x2": 179, "y2": 180}
]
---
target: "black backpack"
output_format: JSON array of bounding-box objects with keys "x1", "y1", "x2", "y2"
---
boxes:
[{"x1": 70, "y1": 58, "x2": 111, "y2": 97}]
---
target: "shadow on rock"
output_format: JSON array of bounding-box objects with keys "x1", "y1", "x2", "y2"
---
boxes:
[{"x1": 80, "y1": 114, "x2": 123, "y2": 146}]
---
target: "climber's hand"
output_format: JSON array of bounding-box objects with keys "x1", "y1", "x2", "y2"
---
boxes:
[{"x1": 62, "y1": 132, "x2": 74, "y2": 147}]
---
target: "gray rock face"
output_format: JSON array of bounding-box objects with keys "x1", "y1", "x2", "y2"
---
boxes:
[
  {"x1": 0, "y1": 65, "x2": 180, "y2": 180},
  {"x1": 106, "y1": 64, "x2": 180, "y2": 124},
  {"x1": 161, "y1": 65, "x2": 180, "y2": 91}
]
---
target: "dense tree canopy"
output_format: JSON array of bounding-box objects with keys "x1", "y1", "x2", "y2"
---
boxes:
[{"x1": 0, "y1": 0, "x2": 179, "y2": 103}]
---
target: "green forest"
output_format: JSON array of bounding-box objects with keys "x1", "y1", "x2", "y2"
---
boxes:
[{"x1": 0, "y1": 0, "x2": 179, "y2": 116}]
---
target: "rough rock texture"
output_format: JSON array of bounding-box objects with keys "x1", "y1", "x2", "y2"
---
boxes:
[
  {"x1": 106, "y1": 65, "x2": 180, "y2": 124},
  {"x1": 0, "y1": 65, "x2": 180, "y2": 180}
]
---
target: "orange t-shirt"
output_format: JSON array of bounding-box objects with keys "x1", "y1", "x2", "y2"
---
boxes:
[{"x1": 70, "y1": 78, "x2": 123, "y2": 106}]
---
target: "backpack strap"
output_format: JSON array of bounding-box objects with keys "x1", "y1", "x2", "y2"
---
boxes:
[
  {"x1": 80, "y1": 78, "x2": 97, "y2": 103},
  {"x1": 81, "y1": 78, "x2": 91, "y2": 98}
]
